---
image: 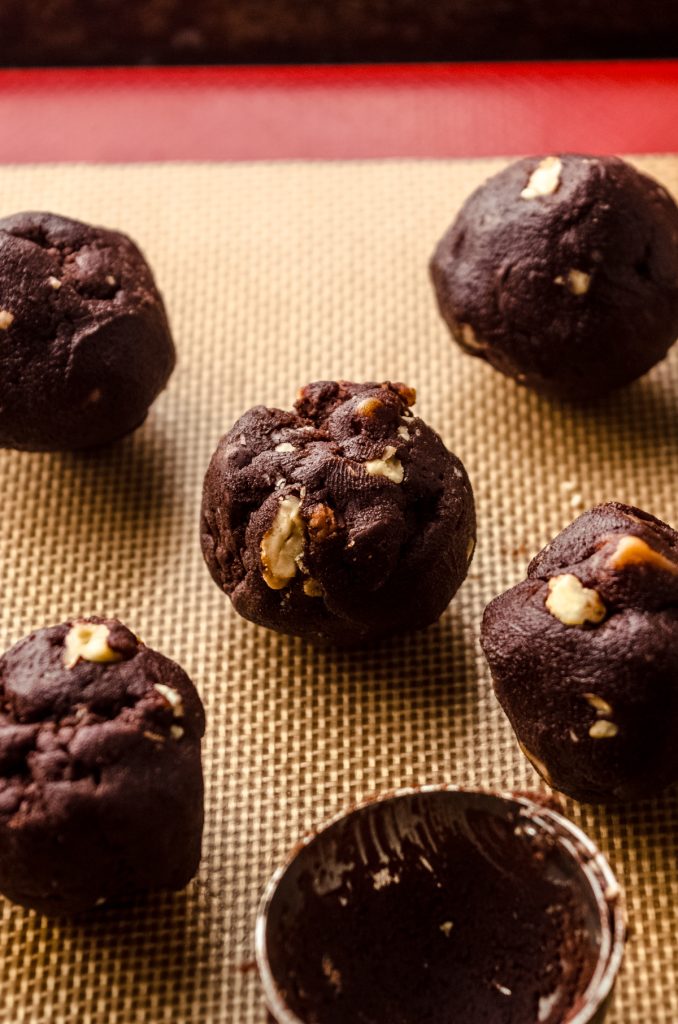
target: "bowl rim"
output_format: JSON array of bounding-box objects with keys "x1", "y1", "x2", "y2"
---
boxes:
[{"x1": 255, "y1": 784, "x2": 626, "y2": 1024}]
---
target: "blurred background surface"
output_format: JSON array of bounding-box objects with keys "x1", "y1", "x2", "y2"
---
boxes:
[{"x1": 2, "y1": 0, "x2": 678, "y2": 66}]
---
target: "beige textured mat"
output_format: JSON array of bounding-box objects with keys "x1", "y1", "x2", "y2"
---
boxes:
[{"x1": 0, "y1": 159, "x2": 676, "y2": 1023}]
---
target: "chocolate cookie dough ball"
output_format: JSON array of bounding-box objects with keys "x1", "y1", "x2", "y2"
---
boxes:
[
  {"x1": 481, "y1": 502, "x2": 678, "y2": 803},
  {"x1": 0, "y1": 212, "x2": 175, "y2": 450},
  {"x1": 430, "y1": 155, "x2": 678, "y2": 399},
  {"x1": 200, "y1": 381, "x2": 475, "y2": 645},
  {"x1": 0, "y1": 617, "x2": 205, "y2": 914}
]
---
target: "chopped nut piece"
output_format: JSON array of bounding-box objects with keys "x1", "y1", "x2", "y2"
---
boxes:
[
  {"x1": 566, "y1": 269, "x2": 591, "y2": 295},
  {"x1": 63, "y1": 622, "x2": 123, "y2": 669},
  {"x1": 459, "y1": 322, "x2": 486, "y2": 351},
  {"x1": 608, "y1": 534, "x2": 677, "y2": 574},
  {"x1": 84, "y1": 388, "x2": 103, "y2": 406},
  {"x1": 364, "y1": 445, "x2": 404, "y2": 484},
  {"x1": 518, "y1": 741, "x2": 553, "y2": 786},
  {"x1": 397, "y1": 425, "x2": 410, "y2": 440},
  {"x1": 154, "y1": 683, "x2": 184, "y2": 718},
  {"x1": 356, "y1": 397, "x2": 383, "y2": 417},
  {"x1": 105, "y1": 275, "x2": 116, "y2": 287},
  {"x1": 308, "y1": 504, "x2": 338, "y2": 543},
  {"x1": 48, "y1": 276, "x2": 62, "y2": 290},
  {"x1": 260, "y1": 495, "x2": 305, "y2": 589},
  {"x1": 170, "y1": 725, "x2": 184, "y2": 740},
  {"x1": 555, "y1": 270, "x2": 591, "y2": 295},
  {"x1": 582, "y1": 692, "x2": 613, "y2": 716},
  {"x1": 0, "y1": 310, "x2": 14, "y2": 330},
  {"x1": 545, "y1": 574, "x2": 606, "y2": 627},
  {"x1": 589, "y1": 720, "x2": 619, "y2": 739},
  {"x1": 372, "y1": 867, "x2": 400, "y2": 889},
  {"x1": 275, "y1": 442, "x2": 295, "y2": 453},
  {"x1": 143, "y1": 730, "x2": 165, "y2": 744},
  {"x1": 393, "y1": 382, "x2": 416, "y2": 407},
  {"x1": 303, "y1": 578, "x2": 323, "y2": 597},
  {"x1": 322, "y1": 955, "x2": 342, "y2": 993},
  {"x1": 520, "y1": 156, "x2": 563, "y2": 199},
  {"x1": 439, "y1": 921, "x2": 454, "y2": 937}
]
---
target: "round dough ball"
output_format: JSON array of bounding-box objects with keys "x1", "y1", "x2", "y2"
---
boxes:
[
  {"x1": 430, "y1": 155, "x2": 678, "y2": 399},
  {"x1": 481, "y1": 502, "x2": 678, "y2": 803},
  {"x1": 0, "y1": 211, "x2": 175, "y2": 450},
  {"x1": 200, "y1": 380, "x2": 476, "y2": 645},
  {"x1": 0, "y1": 617, "x2": 205, "y2": 914}
]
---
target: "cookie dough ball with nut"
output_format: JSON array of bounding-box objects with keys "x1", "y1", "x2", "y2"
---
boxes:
[
  {"x1": 200, "y1": 380, "x2": 475, "y2": 645},
  {"x1": 0, "y1": 211, "x2": 175, "y2": 450},
  {"x1": 0, "y1": 617, "x2": 205, "y2": 914},
  {"x1": 481, "y1": 502, "x2": 678, "y2": 803},
  {"x1": 430, "y1": 155, "x2": 678, "y2": 399}
]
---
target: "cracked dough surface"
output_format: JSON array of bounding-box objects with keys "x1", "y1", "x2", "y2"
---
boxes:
[
  {"x1": 0, "y1": 212, "x2": 175, "y2": 450},
  {"x1": 201, "y1": 380, "x2": 476, "y2": 645},
  {"x1": 0, "y1": 617, "x2": 204, "y2": 914}
]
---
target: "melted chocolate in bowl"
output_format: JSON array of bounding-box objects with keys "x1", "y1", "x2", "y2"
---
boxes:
[{"x1": 259, "y1": 790, "x2": 623, "y2": 1024}]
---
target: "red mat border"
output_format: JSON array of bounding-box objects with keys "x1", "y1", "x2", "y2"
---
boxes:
[{"x1": 0, "y1": 61, "x2": 677, "y2": 162}]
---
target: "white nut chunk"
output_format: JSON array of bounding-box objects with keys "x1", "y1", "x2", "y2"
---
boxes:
[
  {"x1": 154, "y1": 683, "x2": 184, "y2": 718},
  {"x1": 608, "y1": 534, "x2": 677, "y2": 574},
  {"x1": 566, "y1": 269, "x2": 591, "y2": 295},
  {"x1": 64, "y1": 622, "x2": 123, "y2": 669},
  {"x1": 364, "y1": 445, "x2": 404, "y2": 484},
  {"x1": 518, "y1": 741, "x2": 553, "y2": 786},
  {"x1": 555, "y1": 269, "x2": 591, "y2": 295},
  {"x1": 356, "y1": 396, "x2": 385, "y2": 418},
  {"x1": 520, "y1": 156, "x2": 563, "y2": 199},
  {"x1": 260, "y1": 494, "x2": 305, "y2": 589},
  {"x1": 589, "y1": 720, "x2": 619, "y2": 739},
  {"x1": 0, "y1": 310, "x2": 14, "y2": 330},
  {"x1": 458, "y1": 323, "x2": 486, "y2": 351},
  {"x1": 545, "y1": 573, "x2": 606, "y2": 627},
  {"x1": 583, "y1": 692, "x2": 613, "y2": 716}
]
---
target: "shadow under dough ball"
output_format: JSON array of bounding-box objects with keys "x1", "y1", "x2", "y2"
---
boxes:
[
  {"x1": 0, "y1": 211, "x2": 175, "y2": 450},
  {"x1": 200, "y1": 380, "x2": 476, "y2": 645},
  {"x1": 430, "y1": 154, "x2": 678, "y2": 399},
  {"x1": 481, "y1": 502, "x2": 678, "y2": 803},
  {"x1": 0, "y1": 617, "x2": 205, "y2": 914}
]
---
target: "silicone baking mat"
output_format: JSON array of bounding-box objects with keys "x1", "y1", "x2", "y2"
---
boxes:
[{"x1": 0, "y1": 159, "x2": 675, "y2": 1024}]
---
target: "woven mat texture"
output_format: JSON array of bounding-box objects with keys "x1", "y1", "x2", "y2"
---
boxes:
[{"x1": 0, "y1": 159, "x2": 675, "y2": 1024}]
